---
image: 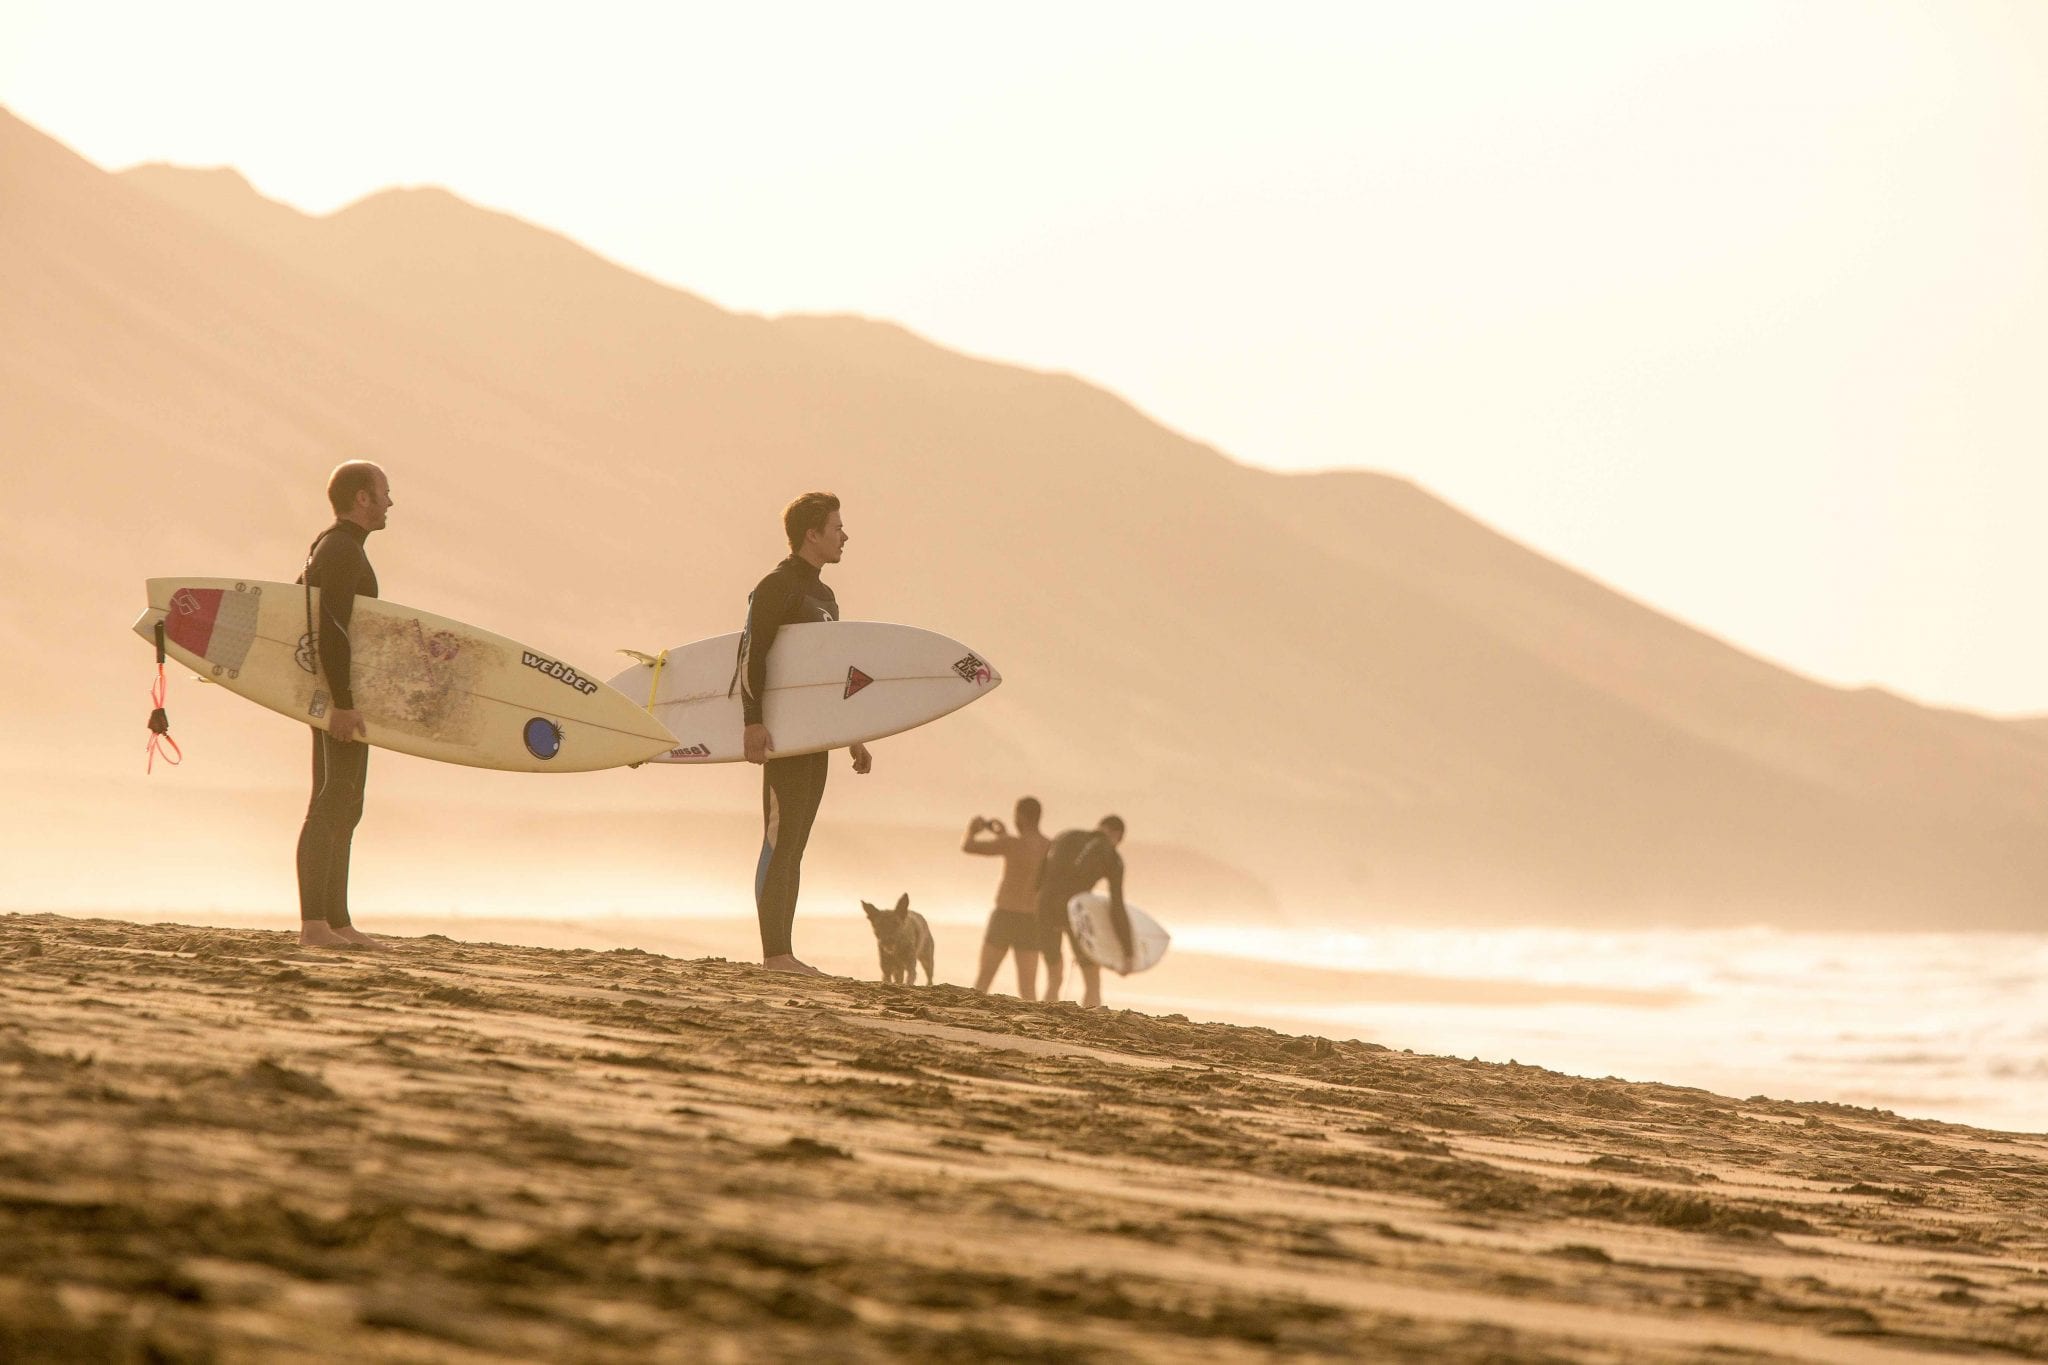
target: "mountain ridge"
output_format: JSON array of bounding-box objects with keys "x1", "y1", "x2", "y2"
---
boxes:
[{"x1": 6, "y1": 105, "x2": 2046, "y2": 927}]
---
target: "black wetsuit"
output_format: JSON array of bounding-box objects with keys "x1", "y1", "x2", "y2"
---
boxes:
[
  {"x1": 1036, "y1": 829, "x2": 1129, "y2": 965},
  {"x1": 738, "y1": 555, "x2": 838, "y2": 958},
  {"x1": 295, "y1": 521, "x2": 377, "y2": 929}
]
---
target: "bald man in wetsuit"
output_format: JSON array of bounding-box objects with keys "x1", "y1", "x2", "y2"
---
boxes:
[{"x1": 295, "y1": 460, "x2": 394, "y2": 951}]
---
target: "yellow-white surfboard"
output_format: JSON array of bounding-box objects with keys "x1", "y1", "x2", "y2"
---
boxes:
[{"x1": 133, "y1": 577, "x2": 676, "y2": 773}]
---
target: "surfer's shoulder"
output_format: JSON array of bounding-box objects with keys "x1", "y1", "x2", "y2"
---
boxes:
[
  {"x1": 754, "y1": 556, "x2": 806, "y2": 593},
  {"x1": 306, "y1": 525, "x2": 365, "y2": 580}
]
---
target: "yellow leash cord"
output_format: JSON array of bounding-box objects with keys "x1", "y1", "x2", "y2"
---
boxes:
[
  {"x1": 616, "y1": 649, "x2": 669, "y2": 713},
  {"x1": 645, "y1": 649, "x2": 668, "y2": 712}
]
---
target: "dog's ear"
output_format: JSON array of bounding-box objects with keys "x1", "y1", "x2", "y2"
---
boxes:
[
  {"x1": 861, "y1": 901, "x2": 879, "y2": 917},
  {"x1": 894, "y1": 893, "x2": 909, "y2": 913}
]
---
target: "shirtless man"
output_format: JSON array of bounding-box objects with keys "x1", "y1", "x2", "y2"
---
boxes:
[{"x1": 963, "y1": 796, "x2": 1051, "y2": 999}]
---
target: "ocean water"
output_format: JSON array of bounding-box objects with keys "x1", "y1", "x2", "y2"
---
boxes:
[{"x1": 1157, "y1": 925, "x2": 2048, "y2": 1134}]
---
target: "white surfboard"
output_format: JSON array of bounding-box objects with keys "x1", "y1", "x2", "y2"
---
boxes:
[
  {"x1": 609, "y1": 621, "x2": 1000, "y2": 764},
  {"x1": 1067, "y1": 893, "x2": 1171, "y2": 975},
  {"x1": 132, "y1": 578, "x2": 677, "y2": 773}
]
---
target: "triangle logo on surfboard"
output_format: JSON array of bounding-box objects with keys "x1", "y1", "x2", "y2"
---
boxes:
[{"x1": 844, "y1": 666, "x2": 873, "y2": 700}]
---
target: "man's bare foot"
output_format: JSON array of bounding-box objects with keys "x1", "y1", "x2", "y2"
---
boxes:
[
  {"x1": 298, "y1": 923, "x2": 362, "y2": 950},
  {"x1": 762, "y1": 954, "x2": 825, "y2": 976},
  {"x1": 334, "y1": 926, "x2": 390, "y2": 950}
]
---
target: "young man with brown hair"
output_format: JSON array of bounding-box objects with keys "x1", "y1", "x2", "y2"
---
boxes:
[
  {"x1": 295, "y1": 460, "x2": 393, "y2": 951},
  {"x1": 739, "y1": 492, "x2": 872, "y2": 975}
]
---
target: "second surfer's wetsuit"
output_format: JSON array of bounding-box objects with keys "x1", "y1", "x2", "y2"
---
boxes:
[
  {"x1": 738, "y1": 554, "x2": 838, "y2": 959},
  {"x1": 295, "y1": 520, "x2": 377, "y2": 930},
  {"x1": 1035, "y1": 829, "x2": 1131, "y2": 967}
]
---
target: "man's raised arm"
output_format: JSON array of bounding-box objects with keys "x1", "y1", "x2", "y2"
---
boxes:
[{"x1": 962, "y1": 816, "x2": 1008, "y2": 855}]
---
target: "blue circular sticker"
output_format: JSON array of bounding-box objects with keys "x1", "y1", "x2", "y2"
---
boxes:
[{"x1": 523, "y1": 717, "x2": 562, "y2": 760}]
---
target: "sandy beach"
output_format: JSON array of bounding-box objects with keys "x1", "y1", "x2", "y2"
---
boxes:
[
  {"x1": 4, "y1": 912, "x2": 2045, "y2": 1362},
  {"x1": 8, "y1": 13, "x2": 2048, "y2": 1361}
]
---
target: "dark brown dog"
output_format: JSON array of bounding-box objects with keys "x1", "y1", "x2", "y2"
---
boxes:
[{"x1": 861, "y1": 893, "x2": 934, "y2": 986}]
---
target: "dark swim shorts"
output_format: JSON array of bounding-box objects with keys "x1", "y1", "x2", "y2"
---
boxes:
[{"x1": 983, "y1": 908, "x2": 1039, "y2": 954}]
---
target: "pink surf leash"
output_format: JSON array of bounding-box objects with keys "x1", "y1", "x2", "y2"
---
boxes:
[{"x1": 146, "y1": 620, "x2": 182, "y2": 774}]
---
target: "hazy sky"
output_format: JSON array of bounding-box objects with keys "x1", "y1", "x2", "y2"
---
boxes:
[{"x1": 6, "y1": 2, "x2": 2045, "y2": 712}]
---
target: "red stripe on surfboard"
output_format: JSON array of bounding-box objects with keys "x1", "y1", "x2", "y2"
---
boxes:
[{"x1": 165, "y1": 587, "x2": 222, "y2": 658}]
